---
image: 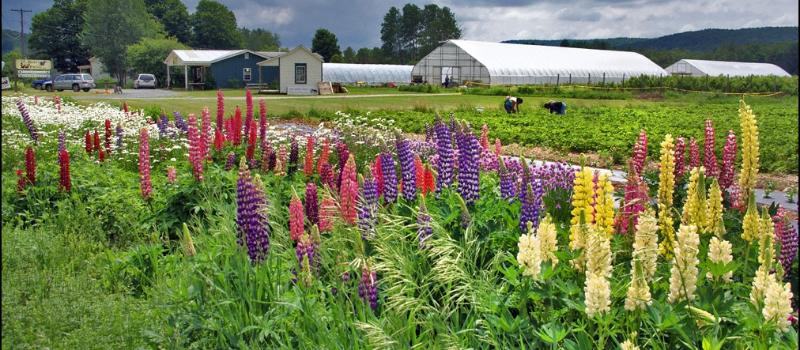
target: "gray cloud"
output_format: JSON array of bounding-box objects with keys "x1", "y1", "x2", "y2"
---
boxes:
[{"x1": 2, "y1": 0, "x2": 797, "y2": 48}]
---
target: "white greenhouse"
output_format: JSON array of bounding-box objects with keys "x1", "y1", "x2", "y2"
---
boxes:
[
  {"x1": 411, "y1": 40, "x2": 667, "y2": 86},
  {"x1": 323, "y1": 63, "x2": 413, "y2": 85},
  {"x1": 665, "y1": 59, "x2": 791, "y2": 77}
]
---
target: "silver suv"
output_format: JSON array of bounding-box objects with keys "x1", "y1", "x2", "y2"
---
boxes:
[{"x1": 45, "y1": 73, "x2": 95, "y2": 92}]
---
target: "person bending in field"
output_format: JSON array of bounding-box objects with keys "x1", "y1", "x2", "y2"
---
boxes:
[
  {"x1": 504, "y1": 96, "x2": 524, "y2": 114},
  {"x1": 544, "y1": 100, "x2": 567, "y2": 115}
]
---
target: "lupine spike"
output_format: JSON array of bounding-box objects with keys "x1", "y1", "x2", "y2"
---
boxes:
[
  {"x1": 244, "y1": 89, "x2": 253, "y2": 142},
  {"x1": 380, "y1": 152, "x2": 398, "y2": 204},
  {"x1": 138, "y1": 128, "x2": 151, "y2": 199},
  {"x1": 340, "y1": 155, "x2": 359, "y2": 224},
  {"x1": 236, "y1": 160, "x2": 270, "y2": 262},
  {"x1": 59, "y1": 150, "x2": 71, "y2": 192},
  {"x1": 201, "y1": 107, "x2": 211, "y2": 160},
  {"x1": 434, "y1": 115, "x2": 454, "y2": 192},
  {"x1": 104, "y1": 119, "x2": 112, "y2": 154},
  {"x1": 317, "y1": 139, "x2": 330, "y2": 175},
  {"x1": 288, "y1": 137, "x2": 299, "y2": 176},
  {"x1": 396, "y1": 134, "x2": 417, "y2": 201},
  {"x1": 674, "y1": 137, "x2": 686, "y2": 179},
  {"x1": 188, "y1": 114, "x2": 204, "y2": 181},
  {"x1": 719, "y1": 130, "x2": 737, "y2": 190},
  {"x1": 216, "y1": 90, "x2": 224, "y2": 130},
  {"x1": 456, "y1": 123, "x2": 480, "y2": 204},
  {"x1": 259, "y1": 99, "x2": 267, "y2": 143},
  {"x1": 16, "y1": 98, "x2": 39, "y2": 142},
  {"x1": 704, "y1": 120, "x2": 718, "y2": 178},
  {"x1": 289, "y1": 189, "x2": 305, "y2": 241},
  {"x1": 304, "y1": 136, "x2": 315, "y2": 177},
  {"x1": 631, "y1": 129, "x2": 647, "y2": 175},
  {"x1": 305, "y1": 182, "x2": 319, "y2": 225},
  {"x1": 25, "y1": 147, "x2": 36, "y2": 185},
  {"x1": 689, "y1": 137, "x2": 700, "y2": 169}
]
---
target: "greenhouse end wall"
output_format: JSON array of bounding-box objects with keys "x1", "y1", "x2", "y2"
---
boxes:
[{"x1": 411, "y1": 42, "x2": 491, "y2": 86}]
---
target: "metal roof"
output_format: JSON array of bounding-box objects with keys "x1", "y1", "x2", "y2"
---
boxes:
[
  {"x1": 667, "y1": 59, "x2": 791, "y2": 77},
  {"x1": 164, "y1": 50, "x2": 273, "y2": 66}
]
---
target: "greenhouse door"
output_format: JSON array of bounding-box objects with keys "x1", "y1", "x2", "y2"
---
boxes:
[{"x1": 441, "y1": 67, "x2": 459, "y2": 85}]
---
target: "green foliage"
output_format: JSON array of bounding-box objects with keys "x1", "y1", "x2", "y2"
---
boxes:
[
  {"x1": 311, "y1": 28, "x2": 341, "y2": 63},
  {"x1": 28, "y1": 0, "x2": 91, "y2": 73},
  {"x1": 190, "y1": 0, "x2": 242, "y2": 49},
  {"x1": 381, "y1": 4, "x2": 461, "y2": 64},
  {"x1": 398, "y1": 84, "x2": 440, "y2": 93},
  {"x1": 240, "y1": 27, "x2": 281, "y2": 51},
  {"x1": 127, "y1": 37, "x2": 188, "y2": 86},
  {"x1": 144, "y1": 0, "x2": 191, "y2": 44}
]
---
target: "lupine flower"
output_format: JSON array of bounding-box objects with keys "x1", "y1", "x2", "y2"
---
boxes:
[
  {"x1": 174, "y1": 112, "x2": 188, "y2": 133},
  {"x1": 584, "y1": 271, "x2": 611, "y2": 318},
  {"x1": 494, "y1": 138, "x2": 502, "y2": 156},
  {"x1": 156, "y1": 113, "x2": 168, "y2": 137},
  {"x1": 414, "y1": 155, "x2": 424, "y2": 191},
  {"x1": 246, "y1": 120, "x2": 257, "y2": 162},
  {"x1": 358, "y1": 174, "x2": 379, "y2": 239},
  {"x1": 616, "y1": 165, "x2": 649, "y2": 235},
  {"x1": 396, "y1": 135, "x2": 417, "y2": 201},
  {"x1": 499, "y1": 159, "x2": 516, "y2": 200},
  {"x1": 763, "y1": 277, "x2": 794, "y2": 332},
  {"x1": 25, "y1": 147, "x2": 36, "y2": 185},
  {"x1": 121, "y1": 101, "x2": 128, "y2": 114},
  {"x1": 288, "y1": 137, "x2": 299, "y2": 176},
  {"x1": 236, "y1": 160, "x2": 270, "y2": 263},
  {"x1": 738, "y1": 99, "x2": 759, "y2": 199},
  {"x1": 216, "y1": 90, "x2": 224, "y2": 130},
  {"x1": 289, "y1": 190, "x2": 305, "y2": 241},
  {"x1": 423, "y1": 164, "x2": 435, "y2": 195},
  {"x1": 594, "y1": 173, "x2": 615, "y2": 237},
  {"x1": 569, "y1": 168, "x2": 594, "y2": 256},
  {"x1": 705, "y1": 179, "x2": 725, "y2": 237},
  {"x1": 742, "y1": 194, "x2": 759, "y2": 242},
  {"x1": 434, "y1": 116, "x2": 454, "y2": 192},
  {"x1": 657, "y1": 135, "x2": 677, "y2": 257},
  {"x1": 317, "y1": 139, "x2": 330, "y2": 175},
  {"x1": 520, "y1": 181, "x2": 543, "y2": 233},
  {"x1": 719, "y1": 130, "x2": 737, "y2": 190},
  {"x1": 201, "y1": 107, "x2": 211, "y2": 160},
  {"x1": 260, "y1": 139, "x2": 273, "y2": 172},
  {"x1": 518, "y1": 221, "x2": 543, "y2": 280},
  {"x1": 380, "y1": 152, "x2": 398, "y2": 204},
  {"x1": 340, "y1": 155, "x2": 359, "y2": 224},
  {"x1": 138, "y1": 128, "x2": 152, "y2": 199},
  {"x1": 706, "y1": 237, "x2": 733, "y2": 282},
  {"x1": 681, "y1": 167, "x2": 707, "y2": 229},
  {"x1": 417, "y1": 197, "x2": 432, "y2": 249},
  {"x1": 259, "y1": 99, "x2": 267, "y2": 142},
  {"x1": 631, "y1": 129, "x2": 647, "y2": 175},
  {"x1": 620, "y1": 340, "x2": 640, "y2": 350},
  {"x1": 232, "y1": 106, "x2": 243, "y2": 145},
  {"x1": 632, "y1": 209, "x2": 659, "y2": 281},
  {"x1": 57, "y1": 131, "x2": 65, "y2": 162},
  {"x1": 319, "y1": 193, "x2": 336, "y2": 232},
  {"x1": 304, "y1": 136, "x2": 315, "y2": 177},
  {"x1": 358, "y1": 266, "x2": 379, "y2": 311},
  {"x1": 689, "y1": 138, "x2": 700, "y2": 169},
  {"x1": 479, "y1": 124, "x2": 490, "y2": 150},
  {"x1": 296, "y1": 232, "x2": 315, "y2": 284},
  {"x1": 115, "y1": 124, "x2": 124, "y2": 150},
  {"x1": 244, "y1": 89, "x2": 253, "y2": 141},
  {"x1": 276, "y1": 145, "x2": 287, "y2": 176},
  {"x1": 336, "y1": 142, "x2": 350, "y2": 189},
  {"x1": 372, "y1": 155, "x2": 383, "y2": 197},
  {"x1": 584, "y1": 225, "x2": 612, "y2": 318},
  {"x1": 456, "y1": 124, "x2": 481, "y2": 204},
  {"x1": 668, "y1": 224, "x2": 700, "y2": 303},
  {"x1": 84, "y1": 130, "x2": 93, "y2": 154},
  {"x1": 98, "y1": 148, "x2": 106, "y2": 162},
  {"x1": 757, "y1": 211, "x2": 776, "y2": 270},
  {"x1": 704, "y1": 120, "x2": 718, "y2": 178},
  {"x1": 188, "y1": 114, "x2": 204, "y2": 181},
  {"x1": 59, "y1": 150, "x2": 71, "y2": 192},
  {"x1": 104, "y1": 119, "x2": 112, "y2": 154},
  {"x1": 751, "y1": 266, "x2": 772, "y2": 307},
  {"x1": 214, "y1": 128, "x2": 224, "y2": 153},
  {"x1": 479, "y1": 147, "x2": 499, "y2": 172},
  {"x1": 15, "y1": 98, "x2": 39, "y2": 142},
  {"x1": 674, "y1": 137, "x2": 686, "y2": 179},
  {"x1": 93, "y1": 130, "x2": 101, "y2": 154},
  {"x1": 625, "y1": 258, "x2": 652, "y2": 311},
  {"x1": 304, "y1": 182, "x2": 319, "y2": 226},
  {"x1": 773, "y1": 208, "x2": 798, "y2": 276},
  {"x1": 320, "y1": 162, "x2": 335, "y2": 189},
  {"x1": 225, "y1": 152, "x2": 237, "y2": 171},
  {"x1": 16, "y1": 169, "x2": 27, "y2": 192},
  {"x1": 727, "y1": 184, "x2": 746, "y2": 212},
  {"x1": 167, "y1": 166, "x2": 177, "y2": 184}
]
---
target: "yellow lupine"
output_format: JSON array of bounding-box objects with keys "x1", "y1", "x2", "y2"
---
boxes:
[
  {"x1": 757, "y1": 210, "x2": 775, "y2": 268},
  {"x1": 625, "y1": 258, "x2": 652, "y2": 311},
  {"x1": 632, "y1": 209, "x2": 659, "y2": 281},
  {"x1": 705, "y1": 179, "x2": 725, "y2": 238},
  {"x1": 738, "y1": 99, "x2": 760, "y2": 199},
  {"x1": 668, "y1": 224, "x2": 700, "y2": 303},
  {"x1": 584, "y1": 272, "x2": 610, "y2": 318},
  {"x1": 681, "y1": 167, "x2": 706, "y2": 229},
  {"x1": 750, "y1": 267, "x2": 771, "y2": 306},
  {"x1": 585, "y1": 225, "x2": 612, "y2": 279},
  {"x1": 569, "y1": 168, "x2": 594, "y2": 256},
  {"x1": 763, "y1": 278, "x2": 794, "y2": 332},
  {"x1": 706, "y1": 237, "x2": 733, "y2": 282},
  {"x1": 594, "y1": 173, "x2": 615, "y2": 237},
  {"x1": 657, "y1": 135, "x2": 677, "y2": 257},
  {"x1": 741, "y1": 194, "x2": 759, "y2": 242},
  {"x1": 537, "y1": 215, "x2": 559, "y2": 266}
]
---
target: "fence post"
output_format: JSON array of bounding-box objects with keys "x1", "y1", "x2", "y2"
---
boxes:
[
  {"x1": 556, "y1": 74, "x2": 560, "y2": 88},
  {"x1": 622, "y1": 73, "x2": 625, "y2": 87},
  {"x1": 602, "y1": 72, "x2": 606, "y2": 86},
  {"x1": 568, "y1": 73, "x2": 572, "y2": 85},
  {"x1": 588, "y1": 73, "x2": 591, "y2": 85}
]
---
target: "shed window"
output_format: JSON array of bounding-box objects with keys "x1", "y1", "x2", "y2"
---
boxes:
[
  {"x1": 245, "y1": 52, "x2": 250, "y2": 60},
  {"x1": 243, "y1": 68, "x2": 252, "y2": 81},
  {"x1": 295, "y1": 63, "x2": 307, "y2": 84}
]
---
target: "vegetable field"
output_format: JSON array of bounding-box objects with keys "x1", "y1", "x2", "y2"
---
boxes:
[{"x1": 2, "y1": 93, "x2": 798, "y2": 349}]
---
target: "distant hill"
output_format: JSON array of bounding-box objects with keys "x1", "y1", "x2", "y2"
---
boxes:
[
  {"x1": 2, "y1": 29, "x2": 29, "y2": 54},
  {"x1": 621, "y1": 27, "x2": 798, "y2": 52}
]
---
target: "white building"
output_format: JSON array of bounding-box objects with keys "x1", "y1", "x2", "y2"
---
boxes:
[
  {"x1": 257, "y1": 46, "x2": 323, "y2": 94},
  {"x1": 78, "y1": 57, "x2": 111, "y2": 80},
  {"x1": 322, "y1": 63, "x2": 413, "y2": 85},
  {"x1": 411, "y1": 40, "x2": 667, "y2": 86},
  {"x1": 665, "y1": 59, "x2": 791, "y2": 77}
]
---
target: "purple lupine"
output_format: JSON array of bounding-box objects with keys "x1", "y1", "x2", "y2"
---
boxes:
[
  {"x1": 58, "y1": 130, "x2": 65, "y2": 153},
  {"x1": 357, "y1": 177, "x2": 379, "y2": 239},
  {"x1": 173, "y1": 112, "x2": 188, "y2": 133},
  {"x1": 773, "y1": 208, "x2": 798, "y2": 276},
  {"x1": 236, "y1": 161, "x2": 270, "y2": 263},
  {"x1": 519, "y1": 180, "x2": 543, "y2": 233},
  {"x1": 115, "y1": 124, "x2": 124, "y2": 149},
  {"x1": 157, "y1": 113, "x2": 169, "y2": 137},
  {"x1": 16, "y1": 98, "x2": 39, "y2": 142},
  {"x1": 532, "y1": 162, "x2": 576, "y2": 192},
  {"x1": 499, "y1": 159, "x2": 516, "y2": 200},
  {"x1": 434, "y1": 117, "x2": 454, "y2": 193},
  {"x1": 456, "y1": 124, "x2": 481, "y2": 205},
  {"x1": 417, "y1": 199, "x2": 432, "y2": 249},
  {"x1": 358, "y1": 267, "x2": 378, "y2": 311},
  {"x1": 225, "y1": 152, "x2": 237, "y2": 171},
  {"x1": 336, "y1": 142, "x2": 350, "y2": 189},
  {"x1": 288, "y1": 137, "x2": 299, "y2": 176},
  {"x1": 380, "y1": 152, "x2": 398, "y2": 204},
  {"x1": 396, "y1": 135, "x2": 417, "y2": 201},
  {"x1": 320, "y1": 162, "x2": 336, "y2": 190},
  {"x1": 305, "y1": 182, "x2": 319, "y2": 225},
  {"x1": 295, "y1": 233, "x2": 317, "y2": 273}
]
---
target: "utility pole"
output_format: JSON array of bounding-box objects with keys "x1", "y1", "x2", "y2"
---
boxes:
[{"x1": 10, "y1": 9, "x2": 33, "y2": 57}]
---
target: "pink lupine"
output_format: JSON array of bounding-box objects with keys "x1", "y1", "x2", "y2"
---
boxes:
[
  {"x1": 244, "y1": 89, "x2": 254, "y2": 142},
  {"x1": 704, "y1": 120, "x2": 718, "y2": 178},
  {"x1": 719, "y1": 130, "x2": 737, "y2": 190},
  {"x1": 674, "y1": 137, "x2": 686, "y2": 179},
  {"x1": 480, "y1": 124, "x2": 490, "y2": 150},
  {"x1": 494, "y1": 138, "x2": 502, "y2": 156},
  {"x1": 304, "y1": 136, "x2": 315, "y2": 177},
  {"x1": 615, "y1": 161, "x2": 649, "y2": 234},
  {"x1": 340, "y1": 155, "x2": 358, "y2": 225},
  {"x1": 188, "y1": 114, "x2": 204, "y2": 181},
  {"x1": 289, "y1": 190, "x2": 304, "y2": 241},
  {"x1": 216, "y1": 90, "x2": 224, "y2": 130},
  {"x1": 372, "y1": 155, "x2": 384, "y2": 198},
  {"x1": 689, "y1": 137, "x2": 700, "y2": 169},
  {"x1": 631, "y1": 129, "x2": 647, "y2": 175},
  {"x1": 167, "y1": 166, "x2": 177, "y2": 183},
  {"x1": 139, "y1": 128, "x2": 152, "y2": 199},
  {"x1": 201, "y1": 107, "x2": 211, "y2": 160},
  {"x1": 259, "y1": 99, "x2": 267, "y2": 143},
  {"x1": 319, "y1": 194, "x2": 336, "y2": 232}
]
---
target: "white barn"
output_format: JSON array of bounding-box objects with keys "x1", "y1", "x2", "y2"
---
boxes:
[
  {"x1": 665, "y1": 59, "x2": 791, "y2": 77},
  {"x1": 322, "y1": 63, "x2": 413, "y2": 85},
  {"x1": 411, "y1": 40, "x2": 667, "y2": 86},
  {"x1": 257, "y1": 46, "x2": 323, "y2": 94}
]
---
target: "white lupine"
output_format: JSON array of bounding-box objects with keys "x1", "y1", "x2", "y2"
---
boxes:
[{"x1": 668, "y1": 225, "x2": 700, "y2": 303}]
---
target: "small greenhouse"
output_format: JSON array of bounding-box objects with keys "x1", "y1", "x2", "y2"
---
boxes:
[
  {"x1": 323, "y1": 63, "x2": 413, "y2": 85},
  {"x1": 411, "y1": 40, "x2": 667, "y2": 86},
  {"x1": 665, "y1": 59, "x2": 791, "y2": 77}
]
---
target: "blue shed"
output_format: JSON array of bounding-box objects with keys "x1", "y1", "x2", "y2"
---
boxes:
[{"x1": 164, "y1": 49, "x2": 284, "y2": 89}]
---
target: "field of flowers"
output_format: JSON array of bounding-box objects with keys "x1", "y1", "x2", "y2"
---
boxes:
[{"x1": 1, "y1": 91, "x2": 798, "y2": 349}]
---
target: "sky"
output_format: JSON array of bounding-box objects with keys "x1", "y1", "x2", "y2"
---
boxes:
[{"x1": 2, "y1": 0, "x2": 798, "y2": 48}]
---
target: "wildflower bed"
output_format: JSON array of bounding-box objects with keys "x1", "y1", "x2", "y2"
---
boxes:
[{"x1": 1, "y1": 93, "x2": 798, "y2": 349}]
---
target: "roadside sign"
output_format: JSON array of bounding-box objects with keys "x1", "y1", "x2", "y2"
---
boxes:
[
  {"x1": 17, "y1": 70, "x2": 51, "y2": 78},
  {"x1": 1, "y1": 77, "x2": 10, "y2": 90},
  {"x1": 16, "y1": 59, "x2": 52, "y2": 70}
]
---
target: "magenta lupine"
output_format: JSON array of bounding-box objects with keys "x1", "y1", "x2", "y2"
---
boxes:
[
  {"x1": 479, "y1": 147, "x2": 499, "y2": 172},
  {"x1": 456, "y1": 124, "x2": 481, "y2": 205},
  {"x1": 16, "y1": 98, "x2": 39, "y2": 142},
  {"x1": 244, "y1": 89, "x2": 253, "y2": 142},
  {"x1": 380, "y1": 152, "x2": 398, "y2": 204},
  {"x1": 704, "y1": 120, "x2": 718, "y2": 178},
  {"x1": 236, "y1": 161, "x2": 270, "y2": 263},
  {"x1": 519, "y1": 180, "x2": 543, "y2": 233},
  {"x1": 358, "y1": 174, "x2": 379, "y2": 239},
  {"x1": 225, "y1": 152, "x2": 237, "y2": 171},
  {"x1": 336, "y1": 142, "x2": 350, "y2": 190},
  {"x1": 372, "y1": 155, "x2": 383, "y2": 198},
  {"x1": 358, "y1": 266, "x2": 379, "y2": 311},
  {"x1": 320, "y1": 162, "x2": 335, "y2": 189},
  {"x1": 689, "y1": 137, "x2": 700, "y2": 169},
  {"x1": 674, "y1": 137, "x2": 687, "y2": 179},
  {"x1": 499, "y1": 159, "x2": 516, "y2": 200},
  {"x1": 305, "y1": 182, "x2": 319, "y2": 226},
  {"x1": 138, "y1": 128, "x2": 152, "y2": 199},
  {"x1": 201, "y1": 107, "x2": 211, "y2": 160},
  {"x1": 396, "y1": 134, "x2": 417, "y2": 201},
  {"x1": 216, "y1": 90, "x2": 224, "y2": 130},
  {"x1": 187, "y1": 114, "x2": 204, "y2": 181},
  {"x1": 167, "y1": 166, "x2": 177, "y2": 183},
  {"x1": 417, "y1": 198, "x2": 432, "y2": 249},
  {"x1": 719, "y1": 130, "x2": 737, "y2": 190},
  {"x1": 259, "y1": 99, "x2": 267, "y2": 142},
  {"x1": 616, "y1": 162, "x2": 649, "y2": 235},
  {"x1": 25, "y1": 147, "x2": 36, "y2": 185},
  {"x1": 289, "y1": 191, "x2": 304, "y2": 241},
  {"x1": 288, "y1": 137, "x2": 299, "y2": 176},
  {"x1": 631, "y1": 129, "x2": 647, "y2": 174},
  {"x1": 434, "y1": 117, "x2": 454, "y2": 193},
  {"x1": 773, "y1": 209, "x2": 798, "y2": 276},
  {"x1": 59, "y1": 150, "x2": 71, "y2": 192}
]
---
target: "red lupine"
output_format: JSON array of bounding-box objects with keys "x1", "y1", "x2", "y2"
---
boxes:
[
  {"x1": 98, "y1": 148, "x2": 106, "y2": 162},
  {"x1": 303, "y1": 136, "x2": 315, "y2": 177},
  {"x1": 631, "y1": 129, "x2": 647, "y2": 175},
  {"x1": 674, "y1": 136, "x2": 686, "y2": 179},
  {"x1": 289, "y1": 190, "x2": 305, "y2": 241},
  {"x1": 704, "y1": 120, "x2": 718, "y2": 178},
  {"x1": 16, "y1": 169, "x2": 26, "y2": 192},
  {"x1": 689, "y1": 137, "x2": 700, "y2": 169},
  {"x1": 201, "y1": 107, "x2": 211, "y2": 160},
  {"x1": 216, "y1": 90, "x2": 224, "y2": 130},
  {"x1": 372, "y1": 155, "x2": 384, "y2": 197},
  {"x1": 414, "y1": 155, "x2": 424, "y2": 190},
  {"x1": 246, "y1": 119, "x2": 257, "y2": 161},
  {"x1": 340, "y1": 155, "x2": 358, "y2": 225},
  {"x1": 104, "y1": 119, "x2": 112, "y2": 154},
  {"x1": 93, "y1": 130, "x2": 101, "y2": 155},
  {"x1": 245, "y1": 89, "x2": 253, "y2": 142},
  {"x1": 494, "y1": 138, "x2": 502, "y2": 156},
  {"x1": 316, "y1": 139, "x2": 330, "y2": 175},
  {"x1": 719, "y1": 130, "x2": 737, "y2": 190},
  {"x1": 423, "y1": 164, "x2": 435, "y2": 195},
  {"x1": 138, "y1": 128, "x2": 151, "y2": 199},
  {"x1": 122, "y1": 101, "x2": 128, "y2": 114},
  {"x1": 59, "y1": 150, "x2": 71, "y2": 192},
  {"x1": 319, "y1": 194, "x2": 336, "y2": 232},
  {"x1": 188, "y1": 114, "x2": 204, "y2": 181},
  {"x1": 233, "y1": 106, "x2": 243, "y2": 145},
  {"x1": 25, "y1": 146, "x2": 35, "y2": 185},
  {"x1": 259, "y1": 99, "x2": 267, "y2": 143},
  {"x1": 214, "y1": 127, "x2": 224, "y2": 153},
  {"x1": 85, "y1": 130, "x2": 93, "y2": 154},
  {"x1": 480, "y1": 124, "x2": 490, "y2": 150},
  {"x1": 224, "y1": 117, "x2": 233, "y2": 142}
]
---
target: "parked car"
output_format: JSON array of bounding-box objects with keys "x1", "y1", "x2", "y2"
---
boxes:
[
  {"x1": 44, "y1": 73, "x2": 95, "y2": 92},
  {"x1": 134, "y1": 73, "x2": 157, "y2": 89},
  {"x1": 31, "y1": 79, "x2": 49, "y2": 89}
]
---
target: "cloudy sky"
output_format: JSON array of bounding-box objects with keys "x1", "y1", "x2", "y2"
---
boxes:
[{"x1": 2, "y1": 0, "x2": 797, "y2": 48}]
